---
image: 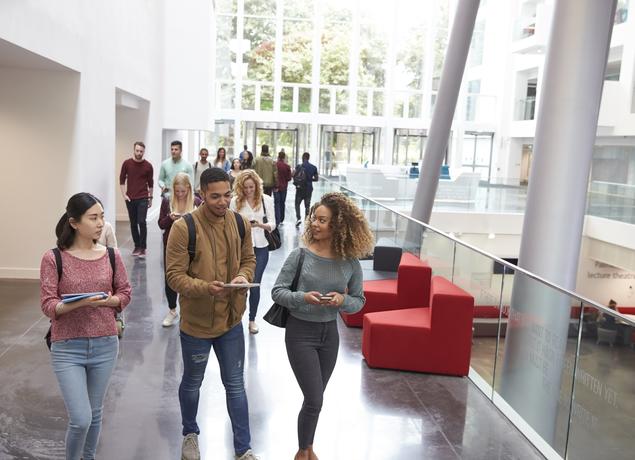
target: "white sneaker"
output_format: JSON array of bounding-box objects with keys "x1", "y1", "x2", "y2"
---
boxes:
[
  {"x1": 181, "y1": 433, "x2": 200, "y2": 460},
  {"x1": 162, "y1": 310, "x2": 179, "y2": 327},
  {"x1": 235, "y1": 449, "x2": 259, "y2": 460},
  {"x1": 249, "y1": 321, "x2": 259, "y2": 334}
]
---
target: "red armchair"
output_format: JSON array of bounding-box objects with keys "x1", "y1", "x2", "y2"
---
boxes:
[
  {"x1": 362, "y1": 276, "x2": 474, "y2": 376},
  {"x1": 341, "y1": 252, "x2": 432, "y2": 327}
]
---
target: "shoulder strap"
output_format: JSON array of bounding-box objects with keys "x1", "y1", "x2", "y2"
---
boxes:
[
  {"x1": 261, "y1": 197, "x2": 268, "y2": 223},
  {"x1": 52, "y1": 248, "x2": 62, "y2": 281},
  {"x1": 193, "y1": 162, "x2": 198, "y2": 175},
  {"x1": 233, "y1": 211, "x2": 245, "y2": 241},
  {"x1": 183, "y1": 213, "x2": 196, "y2": 265},
  {"x1": 290, "y1": 249, "x2": 305, "y2": 291},
  {"x1": 183, "y1": 212, "x2": 245, "y2": 266},
  {"x1": 107, "y1": 247, "x2": 116, "y2": 283}
]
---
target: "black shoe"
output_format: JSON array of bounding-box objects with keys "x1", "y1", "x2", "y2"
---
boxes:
[{"x1": 295, "y1": 219, "x2": 302, "y2": 227}]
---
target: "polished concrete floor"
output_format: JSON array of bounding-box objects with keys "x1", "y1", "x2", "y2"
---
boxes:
[{"x1": 0, "y1": 199, "x2": 542, "y2": 459}]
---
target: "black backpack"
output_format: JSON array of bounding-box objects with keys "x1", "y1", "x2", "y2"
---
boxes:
[
  {"x1": 182, "y1": 211, "x2": 245, "y2": 265},
  {"x1": 293, "y1": 164, "x2": 306, "y2": 189},
  {"x1": 45, "y1": 247, "x2": 116, "y2": 350}
]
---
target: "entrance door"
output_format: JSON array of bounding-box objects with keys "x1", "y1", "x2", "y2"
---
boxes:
[
  {"x1": 319, "y1": 125, "x2": 379, "y2": 176},
  {"x1": 462, "y1": 131, "x2": 494, "y2": 182},
  {"x1": 254, "y1": 128, "x2": 299, "y2": 163}
]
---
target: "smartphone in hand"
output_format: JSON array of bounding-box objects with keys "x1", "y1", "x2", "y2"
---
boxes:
[{"x1": 319, "y1": 295, "x2": 334, "y2": 301}]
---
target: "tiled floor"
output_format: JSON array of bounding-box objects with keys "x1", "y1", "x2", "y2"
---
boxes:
[{"x1": 0, "y1": 197, "x2": 542, "y2": 459}]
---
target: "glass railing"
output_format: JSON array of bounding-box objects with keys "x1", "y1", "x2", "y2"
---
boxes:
[
  {"x1": 318, "y1": 177, "x2": 635, "y2": 460},
  {"x1": 587, "y1": 180, "x2": 635, "y2": 225}
]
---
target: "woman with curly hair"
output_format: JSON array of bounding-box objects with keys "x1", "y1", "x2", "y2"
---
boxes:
[
  {"x1": 230, "y1": 169, "x2": 276, "y2": 334},
  {"x1": 271, "y1": 192, "x2": 373, "y2": 460}
]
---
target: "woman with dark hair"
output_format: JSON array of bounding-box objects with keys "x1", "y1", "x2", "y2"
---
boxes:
[
  {"x1": 213, "y1": 147, "x2": 231, "y2": 172},
  {"x1": 271, "y1": 192, "x2": 373, "y2": 460},
  {"x1": 240, "y1": 150, "x2": 254, "y2": 170},
  {"x1": 40, "y1": 192, "x2": 131, "y2": 460},
  {"x1": 229, "y1": 158, "x2": 242, "y2": 186}
]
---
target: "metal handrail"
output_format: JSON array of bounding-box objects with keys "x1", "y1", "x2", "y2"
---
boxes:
[{"x1": 321, "y1": 176, "x2": 635, "y2": 326}]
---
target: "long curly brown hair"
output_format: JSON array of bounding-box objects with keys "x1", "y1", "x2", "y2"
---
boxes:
[
  {"x1": 233, "y1": 169, "x2": 263, "y2": 211},
  {"x1": 303, "y1": 192, "x2": 374, "y2": 260}
]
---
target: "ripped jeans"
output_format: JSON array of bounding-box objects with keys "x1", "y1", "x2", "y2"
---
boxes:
[{"x1": 179, "y1": 324, "x2": 251, "y2": 455}]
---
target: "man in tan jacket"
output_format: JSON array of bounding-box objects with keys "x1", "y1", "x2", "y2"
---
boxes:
[
  {"x1": 166, "y1": 167, "x2": 258, "y2": 460},
  {"x1": 252, "y1": 144, "x2": 277, "y2": 196}
]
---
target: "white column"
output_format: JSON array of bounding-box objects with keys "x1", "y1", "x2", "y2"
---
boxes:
[
  {"x1": 410, "y1": 0, "x2": 480, "y2": 224},
  {"x1": 500, "y1": 0, "x2": 616, "y2": 444}
]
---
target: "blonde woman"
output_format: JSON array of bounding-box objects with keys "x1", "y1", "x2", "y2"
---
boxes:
[
  {"x1": 230, "y1": 170, "x2": 276, "y2": 334},
  {"x1": 159, "y1": 172, "x2": 202, "y2": 327},
  {"x1": 271, "y1": 192, "x2": 373, "y2": 460}
]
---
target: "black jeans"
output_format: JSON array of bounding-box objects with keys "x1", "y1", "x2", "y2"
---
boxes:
[
  {"x1": 163, "y1": 245, "x2": 178, "y2": 310},
  {"x1": 274, "y1": 189, "x2": 288, "y2": 224},
  {"x1": 295, "y1": 189, "x2": 313, "y2": 221},
  {"x1": 285, "y1": 315, "x2": 339, "y2": 449},
  {"x1": 125, "y1": 198, "x2": 148, "y2": 249}
]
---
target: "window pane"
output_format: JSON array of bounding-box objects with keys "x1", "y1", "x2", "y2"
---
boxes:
[
  {"x1": 433, "y1": 3, "x2": 450, "y2": 91},
  {"x1": 336, "y1": 89, "x2": 348, "y2": 115},
  {"x1": 220, "y1": 83, "x2": 236, "y2": 109},
  {"x1": 244, "y1": 18, "x2": 276, "y2": 81},
  {"x1": 358, "y1": 23, "x2": 387, "y2": 88},
  {"x1": 244, "y1": 0, "x2": 275, "y2": 17},
  {"x1": 260, "y1": 85, "x2": 274, "y2": 111},
  {"x1": 395, "y1": 26, "x2": 426, "y2": 89},
  {"x1": 357, "y1": 91, "x2": 368, "y2": 116},
  {"x1": 409, "y1": 94, "x2": 422, "y2": 118},
  {"x1": 284, "y1": 0, "x2": 313, "y2": 19},
  {"x1": 319, "y1": 88, "x2": 330, "y2": 113},
  {"x1": 216, "y1": 0, "x2": 237, "y2": 14},
  {"x1": 299, "y1": 87, "x2": 312, "y2": 112},
  {"x1": 242, "y1": 85, "x2": 255, "y2": 110},
  {"x1": 372, "y1": 91, "x2": 384, "y2": 116},
  {"x1": 280, "y1": 87, "x2": 293, "y2": 112},
  {"x1": 321, "y1": 22, "x2": 350, "y2": 85},
  {"x1": 282, "y1": 20, "x2": 312, "y2": 83},
  {"x1": 215, "y1": 16, "x2": 237, "y2": 80},
  {"x1": 475, "y1": 135, "x2": 492, "y2": 165}
]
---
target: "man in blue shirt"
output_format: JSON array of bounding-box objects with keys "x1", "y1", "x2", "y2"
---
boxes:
[{"x1": 294, "y1": 152, "x2": 319, "y2": 227}]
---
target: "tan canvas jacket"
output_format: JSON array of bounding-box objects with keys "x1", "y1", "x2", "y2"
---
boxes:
[
  {"x1": 253, "y1": 154, "x2": 278, "y2": 187},
  {"x1": 166, "y1": 205, "x2": 256, "y2": 338}
]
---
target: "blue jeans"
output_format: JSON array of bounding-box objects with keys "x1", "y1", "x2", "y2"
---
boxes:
[
  {"x1": 273, "y1": 189, "x2": 287, "y2": 224},
  {"x1": 179, "y1": 325, "x2": 251, "y2": 455},
  {"x1": 249, "y1": 246, "x2": 270, "y2": 321},
  {"x1": 50, "y1": 335, "x2": 119, "y2": 460}
]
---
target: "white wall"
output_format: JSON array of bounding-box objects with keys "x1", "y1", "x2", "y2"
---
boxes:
[
  {"x1": 0, "y1": 67, "x2": 80, "y2": 278},
  {"x1": 163, "y1": 0, "x2": 214, "y2": 131},
  {"x1": 0, "y1": 0, "x2": 214, "y2": 278}
]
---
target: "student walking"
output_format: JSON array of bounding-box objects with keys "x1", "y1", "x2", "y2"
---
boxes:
[
  {"x1": 272, "y1": 192, "x2": 373, "y2": 460},
  {"x1": 294, "y1": 152, "x2": 319, "y2": 227},
  {"x1": 230, "y1": 170, "x2": 276, "y2": 334},
  {"x1": 40, "y1": 192, "x2": 131, "y2": 460},
  {"x1": 274, "y1": 150, "x2": 292, "y2": 225}
]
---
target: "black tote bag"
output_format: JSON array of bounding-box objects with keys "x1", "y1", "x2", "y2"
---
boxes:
[{"x1": 263, "y1": 249, "x2": 305, "y2": 328}]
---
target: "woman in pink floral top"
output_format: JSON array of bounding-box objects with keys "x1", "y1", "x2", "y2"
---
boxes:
[{"x1": 40, "y1": 192, "x2": 131, "y2": 460}]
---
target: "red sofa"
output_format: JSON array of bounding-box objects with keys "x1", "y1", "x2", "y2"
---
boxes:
[
  {"x1": 341, "y1": 252, "x2": 432, "y2": 327},
  {"x1": 362, "y1": 276, "x2": 475, "y2": 376}
]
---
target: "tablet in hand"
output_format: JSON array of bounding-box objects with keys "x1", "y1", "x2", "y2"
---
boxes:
[
  {"x1": 222, "y1": 283, "x2": 260, "y2": 288},
  {"x1": 61, "y1": 292, "x2": 108, "y2": 303}
]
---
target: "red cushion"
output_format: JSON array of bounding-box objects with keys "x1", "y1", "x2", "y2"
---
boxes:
[
  {"x1": 618, "y1": 307, "x2": 635, "y2": 314},
  {"x1": 474, "y1": 306, "x2": 501, "y2": 318},
  {"x1": 341, "y1": 254, "x2": 432, "y2": 327},
  {"x1": 362, "y1": 276, "x2": 474, "y2": 376}
]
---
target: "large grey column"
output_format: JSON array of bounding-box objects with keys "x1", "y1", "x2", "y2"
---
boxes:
[
  {"x1": 410, "y1": 0, "x2": 480, "y2": 225},
  {"x1": 499, "y1": 0, "x2": 616, "y2": 446}
]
